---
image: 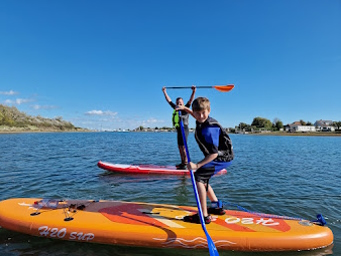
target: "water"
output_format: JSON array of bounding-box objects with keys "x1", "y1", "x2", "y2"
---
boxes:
[{"x1": 0, "y1": 132, "x2": 340, "y2": 256}]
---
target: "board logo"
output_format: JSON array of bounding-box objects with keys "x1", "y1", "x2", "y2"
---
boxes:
[
  {"x1": 38, "y1": 226, "x2": 95, "y2": 241},
  {"x1": 225, "y1": 217, "x2": 280, "y2": 226}
]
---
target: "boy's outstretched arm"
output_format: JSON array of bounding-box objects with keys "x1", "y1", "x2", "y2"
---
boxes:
[
  {"x1": 162, "y1": 87, "x2": 171, "y2": 103},
  {"x1": 187, "y1": 85, "x2": 196, "y2": 105},
  {"x1": 176, "y1": 105, "x2": 195, "y2": 118}
]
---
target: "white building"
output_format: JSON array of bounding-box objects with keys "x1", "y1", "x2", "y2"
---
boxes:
[
  {"x1": 314, "y1": 120, "x2": 335, "y2": 132},
  {"x1": 289, "y1": 121, "x2": 316, "y2": 133}
]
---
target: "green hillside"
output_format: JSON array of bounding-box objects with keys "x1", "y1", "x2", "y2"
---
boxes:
[{"x1": 0, "y1": 104, "x2": 85, "y2": 132}]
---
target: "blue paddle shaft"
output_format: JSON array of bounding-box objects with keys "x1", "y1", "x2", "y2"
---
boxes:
[{"x1": 178, "y1": 112, "x2": 219, "y2": 256}]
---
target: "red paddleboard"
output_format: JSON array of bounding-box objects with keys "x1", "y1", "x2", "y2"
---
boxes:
[{"x1": 97, "y1": 161, "x2": 227, "y2": 175}]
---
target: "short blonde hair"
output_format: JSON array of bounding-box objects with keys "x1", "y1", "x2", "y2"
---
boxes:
[{"x1": 192, "y1": 97, "x2": 210, "y2": 112}]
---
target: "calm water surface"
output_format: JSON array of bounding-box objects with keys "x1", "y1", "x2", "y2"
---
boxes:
[{"x1": 0, "y1": 132, "x2": 340, "y2": 256}]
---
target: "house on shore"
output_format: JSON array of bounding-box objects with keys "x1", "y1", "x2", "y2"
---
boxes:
[
  {"x1": 284, "y1": 120, "x2": 337, "y2": 133},
  {"x1": 286, "y1": 121, "x2": 316, "y2": 133},
  {"x1": 314, "y1": 120, "x2": 335, "y2": 132}
]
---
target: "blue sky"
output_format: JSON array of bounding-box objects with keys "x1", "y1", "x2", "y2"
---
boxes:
[{"x1": 1, "y1": 0, "x2": 340, "y2": 130}]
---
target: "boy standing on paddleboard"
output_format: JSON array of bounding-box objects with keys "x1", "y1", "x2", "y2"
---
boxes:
[
  {"x1": 162, "y1": 86, "x2": 196, "y2": 169},
  {"x1": 177, "y1": 97, "x2": 234, "y2": 224}
]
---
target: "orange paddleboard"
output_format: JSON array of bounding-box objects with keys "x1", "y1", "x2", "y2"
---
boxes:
[{"x1": 0, "y1": 198, "x2": 333, "y2": 251}]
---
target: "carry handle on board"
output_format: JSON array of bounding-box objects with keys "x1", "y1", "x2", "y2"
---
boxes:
[{"x1": 178, "y1": 111, "x2": 219, "y2": 256}]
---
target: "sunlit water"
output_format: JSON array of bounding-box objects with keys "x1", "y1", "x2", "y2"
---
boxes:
[{"x1": 0, "y1": 132, "x2": 340, "y2": 256}]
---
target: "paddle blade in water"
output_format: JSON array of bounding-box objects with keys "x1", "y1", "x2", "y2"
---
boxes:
[{"x1": 207, "y1": 236, "x2": 219, "y2": 256}]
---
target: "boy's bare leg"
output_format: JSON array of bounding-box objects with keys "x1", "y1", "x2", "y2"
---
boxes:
[
  {"x1": 207, "y1": 184, "x2": 218, "y2": 202},
  {"x1": 197, "y1": 182, "x2": 208, "y2": 217}
]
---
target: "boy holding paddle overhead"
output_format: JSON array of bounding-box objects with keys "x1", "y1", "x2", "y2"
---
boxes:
[
  {"x1": 162, "y1": 86, "x2": 196, "y2": 169},
  {"x1": 176, "y1": 97, "x2": 234, "y2": 224}
]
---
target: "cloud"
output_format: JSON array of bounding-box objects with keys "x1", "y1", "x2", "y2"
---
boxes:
[
  {"x1": 72, "y1": 113, "x2": 166, "y2": 130},
  {"x1": 85, "y1": 110, "x2": 104, "y2": 115},
  {"x1": 31, "y1": 104, "x2": 57, "y2": 110},
  {"x1": 4, "y1": 98, "x2": 34, "y2": 105},
  {"x1": 85, "y1": 110, "x2": 118, "y2": 116},
  {"x1": 146, "y1": 118, "x2": 159, "y2": 123},
  {"x1": 0, "y1": 90, "x2": 18, "y2": 95},
  {"x1": 140, "y1": 118, "x2": 165, "y2": 127}
]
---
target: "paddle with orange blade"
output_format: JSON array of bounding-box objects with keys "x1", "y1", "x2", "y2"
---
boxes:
[{"x1": 166, "y1": 84, "x2": 234, "y2": 93}]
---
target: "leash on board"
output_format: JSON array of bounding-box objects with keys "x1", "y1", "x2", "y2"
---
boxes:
[{"x1": 221, "y1": 201, "x2": 327, "y2": 226}]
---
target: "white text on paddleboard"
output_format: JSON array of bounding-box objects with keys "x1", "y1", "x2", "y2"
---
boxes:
[
  {"x1": 225, "y1": 217, "x2": 280, "y2": 226},
  {"x1": 38, "y1": 226, "x2": 95, "y2": 241}
]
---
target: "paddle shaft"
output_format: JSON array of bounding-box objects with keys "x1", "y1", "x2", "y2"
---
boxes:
[
  {"x1": 166, "y1": 86, "x2": 213, "y2": 89},
  {"x1": 178, "y1": 112, "x2": 219, "y2": 256}
]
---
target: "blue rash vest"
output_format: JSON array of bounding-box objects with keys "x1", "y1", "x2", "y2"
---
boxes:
[{"x1": 195, "y1": 116, "x2": 234, "y2": 162}]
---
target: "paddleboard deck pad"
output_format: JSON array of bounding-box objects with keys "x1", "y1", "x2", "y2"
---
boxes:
[
  {"x1": 97, "y1": 161, "x2": 227, "y2": 175},
  {"x1": 0, "y1": 198, "x2": 333, "y2": 251}
]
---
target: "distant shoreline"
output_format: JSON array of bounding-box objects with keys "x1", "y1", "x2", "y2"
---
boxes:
[
  {"x1": 0, "y1": 126, "x2": 90, "y2": 134},
  {"x1": 1, "y1": 127, "x2": 340, "y2": 137},
  {"x1": 0, "y1": 130, "x2": 91, "y2": 134},
  {"x1": 239, "y1": 131, "x2": 341, "y2": 137}
]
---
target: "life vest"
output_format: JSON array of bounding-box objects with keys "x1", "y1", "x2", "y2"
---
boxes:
[
  {"x1": 195, "y1": 117, "x2": 234, "y2": 162},
  {"x1": 172, "y1": 110, "x2": 180, "y2": 128}
]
